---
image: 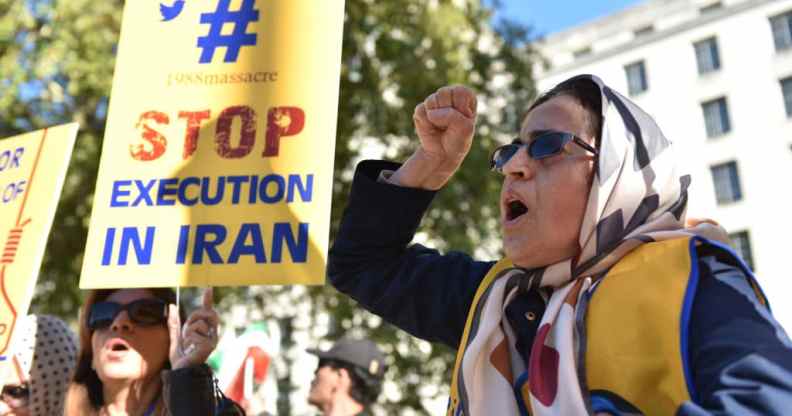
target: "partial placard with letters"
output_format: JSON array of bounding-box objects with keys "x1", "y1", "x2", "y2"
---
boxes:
[
  {"x1": 80, "y1": 0, "x2": 345, "y2": 288},
  {"x1": 0, "y1": 123, "x2": 78, "y2": 359}
]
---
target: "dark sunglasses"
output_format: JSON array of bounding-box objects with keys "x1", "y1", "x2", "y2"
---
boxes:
[
  {"x1": 490, "y1": 131, "x2": 598, "y2": 173},
  {"x1": 1, "y1": 383, "x2": 29, "y2": 401},
  {"x1": 88, "y1": 298, "x2": 168, "y2": 330}
]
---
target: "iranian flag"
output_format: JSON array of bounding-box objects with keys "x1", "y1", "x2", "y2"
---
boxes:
[{"x1": 209, "y1": 321, "x2": 279, "y2": 408}]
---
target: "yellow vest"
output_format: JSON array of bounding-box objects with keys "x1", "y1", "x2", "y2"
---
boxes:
[
  {"x1": 448, "y1": 237, "x2": 764, "y2": 415},
  {"x1": 584, "y1": 237, "x2": 693, "y2": 414}
]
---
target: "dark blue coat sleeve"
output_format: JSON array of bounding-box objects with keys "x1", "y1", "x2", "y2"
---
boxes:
[
  {"x1": 679, "y1": 245, "x2": 792, "y2": 415},
  {"x1": 327, "y1": 160, "x2": 495, "y2": 348}
]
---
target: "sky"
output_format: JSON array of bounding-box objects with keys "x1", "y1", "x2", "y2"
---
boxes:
[{"x1": 487, "y1": 0, "x2": 647, "y2": 37}]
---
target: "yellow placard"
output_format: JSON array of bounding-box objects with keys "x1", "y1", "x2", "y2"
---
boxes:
[
  {"x1": 80, "y1": 0, "x2": 345, "y2": 288},
  {"x1": 0, "y1": 123, "x2": 79, "y2": 358}
]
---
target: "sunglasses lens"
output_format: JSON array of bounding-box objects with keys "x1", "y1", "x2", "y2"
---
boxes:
[
  {"x1": 88, "y1": 302, "x2": 119, "y2": 330},
  {"x1": 128, "y1": 299, "x2": 167, "y2": 325},
  {"x1": 491, "y1": 144, "x2": 520, "y2": 171},
  {"x1": 2, "y1": 384, "x2": 29, "y2": 400},
  {"x1": 528, "y1": 133, "x2": 568, "y2": 159}
]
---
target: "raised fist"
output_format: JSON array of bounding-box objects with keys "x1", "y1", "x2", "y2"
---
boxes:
[
  {"x1": 389, "y1": 86, "x2": 478, "y2": 190},
  {"x1": 413, "y1": 85, "x2": 478, "y2": 165}
]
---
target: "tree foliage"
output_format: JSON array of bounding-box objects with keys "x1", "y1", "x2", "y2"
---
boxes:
[
  {"x1": 0, "y1": 0, "x2": 120, "y2": 316},
  {"x1": 0, "y1": 0, "x2": 536, "y2": 414}
]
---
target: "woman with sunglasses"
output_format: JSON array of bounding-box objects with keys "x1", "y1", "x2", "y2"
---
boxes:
[
  {"x1": 0, "y1": 314, "x2": 77, "y2": 416},
  {"x1": 63, "y1": 287, "x2": 244, "y2": 416},
  {"x1": 328, "y1": 74, "x2": 792, "y2": 415}
]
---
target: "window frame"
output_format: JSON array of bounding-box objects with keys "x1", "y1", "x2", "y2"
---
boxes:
[
  {"x1": 701, "y1": 96, "x2": 732, "y2": 138},
  {"x1": 780, "y1": 76, "x2": 792, "y2": 117},
  {"x1": 728, "y1": 230, "x2": 755, "y2": 270},
  {"x1": 694, "y1": 37, "x2": 721, "y2": 74},
  {"x1": 769, "y1": 10, "x2": 792, "y2": 52},
  {"x1": 624, "y1": 60, "x2": 648, "y2": 96},
  {"x1": 710, "y1": 160, "x2": 743, "y2": 205}
]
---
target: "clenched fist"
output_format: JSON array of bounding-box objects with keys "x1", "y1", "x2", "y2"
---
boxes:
[{"x1": 389, "y1": 85, "x2": 478, "y2": 190}]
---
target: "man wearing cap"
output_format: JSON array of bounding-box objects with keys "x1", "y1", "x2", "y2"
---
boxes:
[{"x1": 306, "y1": 338, "x2": 385, "y2": 416}]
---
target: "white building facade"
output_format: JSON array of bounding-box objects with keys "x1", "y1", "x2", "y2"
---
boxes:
[{"x1": 534, "y1": 0, "x2": 792, "y2": 330}]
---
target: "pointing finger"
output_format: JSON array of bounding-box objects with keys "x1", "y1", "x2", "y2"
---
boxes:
[
  {"x1": 184, "y1": 308, "x2": 220, "y2": 329},
  {"x1": 202, "y1": 287, "x2": 214, "y2": 310}
]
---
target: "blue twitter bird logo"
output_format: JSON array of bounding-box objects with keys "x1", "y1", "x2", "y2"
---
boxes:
[{"x1": 160, "y1": 0, "x2": 185, "y2": 21}]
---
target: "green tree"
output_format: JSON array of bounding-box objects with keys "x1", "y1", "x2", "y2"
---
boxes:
[
  {"x1": 0, "y1": 0, "x2": 121, "y2": 316},
  {"x1": 0, "y1": 0, "x2": 536, "y2": 414}
]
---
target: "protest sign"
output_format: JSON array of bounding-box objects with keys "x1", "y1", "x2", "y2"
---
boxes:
[
  {"x1": 0, "y1": 123, "x2": 78, "y2": 359},
  {"x1": 81, "y1": 0, "x2": 345, "y2": 288}
]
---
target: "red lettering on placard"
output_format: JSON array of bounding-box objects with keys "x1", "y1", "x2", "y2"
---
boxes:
[
  {"x1": 263, "y1": 107, "x2": 305, "y2": 157},
  {"x1": 179, "y1": 110, "x2": 211, "y2": 160},
  {"x1": 215, "y1": 106, "x2": 257, "y2": 159},
  {"x1": 131, "y1": 111, "x2": 169, "y2": 161},
  {"x1": 129, "y1": 105, "x2": 305, "y2": 161}
]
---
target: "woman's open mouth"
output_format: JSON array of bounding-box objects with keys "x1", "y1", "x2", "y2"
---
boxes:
[
  {"x1": 105, "y1": 338, "x2": 131, "y2": 353},
  {"x1": 504, "y1": 194, "x2": 529, "y2": 225}
]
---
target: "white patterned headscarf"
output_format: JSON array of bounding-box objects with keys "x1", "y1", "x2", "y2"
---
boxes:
[
  {"x1": 453, "y1": 74, "x2": 728, "y2": 415},
  {"x1": 8, "y1": 314, "x2": 78, "y2": 415}
]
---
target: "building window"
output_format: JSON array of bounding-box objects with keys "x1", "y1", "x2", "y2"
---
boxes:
[
  {"x1": 699, "y1": 2, "x2": 723, "y2": 15},
  {"x1": 770, "y1": 10, "x2": 792, "y2": 51},
  {"x1": 729, "y1": 230, "x2": 754, "y2": 270},
  {"x1": 781, "y1": 76, "x2": 792, "y2": 117},
  {"x1": 624, "y1": 61, "x2": 648, "y2": 95},
  {"x1": 701, "y1": 97, "x2": 731, "y2": 137},
  {"x1": 710, "y1": 161, "x2": 742, "y2": 204},
  {"x1": 694, "y1": 37, "x2": 721, "y2": 74}
]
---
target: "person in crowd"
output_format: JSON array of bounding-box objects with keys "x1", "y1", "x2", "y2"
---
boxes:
[
  {"x1": 328, "y1": 74, "x2": 792, "y2": 414},
  {"x1": 0, "y1": 314, "x2": 77, "y2": 416},
  {"x1": 307, "y1": 337, "x2": 385, "y2": 416},
  {"x1": 63, "y1": 287, "x2": 245, "y2": 415}
]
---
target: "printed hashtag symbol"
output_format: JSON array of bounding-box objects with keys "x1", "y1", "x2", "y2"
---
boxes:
[{"x1": 197, "y1": 0, "x2": 259, "y2": 64}]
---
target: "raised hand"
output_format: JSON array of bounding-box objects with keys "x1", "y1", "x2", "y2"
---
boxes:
[
  {"x1": 414, "y1": 85, "x2": 477, "y2": 163},
  {"x1": 168, "y1": 287, "x2": 220, "y2": 370},
  {"x1": 389, "y1": 85, "x2": 478, "y2": 190}
]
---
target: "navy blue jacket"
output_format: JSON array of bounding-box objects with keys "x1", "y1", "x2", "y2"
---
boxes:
[{"x1": 329, "y1": 160, "x2": 792, "y2": 415}]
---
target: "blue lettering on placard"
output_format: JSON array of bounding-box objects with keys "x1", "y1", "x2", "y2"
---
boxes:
[
  {"x1": 131, "y1": 180, "x2": 156, "y2": 207},
  {"x1": 228, "y1": 223, "x2": 266, "y2": 263},
  {"x1": 1, "y1": 180, "x2": 26, "y2": 204},
  {"x1": 227, "y1": 175, "x2": 249, "y2": 204},
  {"x1": 197, "y1": 0, "x2": 259, "y2": 64},
  {"x1": 272, "y1": 222, "x2": 308, "y2": 263},
  {"x1": 110, "y1": 180, "x2": 132, "y2": 207},
  {"x1": 101, "y1": 226, "x2": 156, "y2": 265},
  {"x1": 200, "y1": 176, "x2": 225, "y2": 205},
  {"x1": 177, "y1": 177, "x2": 200, "y2": 206},
  {"x1": 176, "y1": 225, "x2": 190, "y2": 264},
  {"x1": 258, "y1": 174, "x2": 285, "y2": 203},
  {"x1": 287, "y1": 174, "x2": 312, "y2": 202},
  {"x1": 156, "y1": 178, "x2": 179, "y2": 206},
  {"x1": 174, "y1": 222, "x2": 309, "y2": 265},
  {"x1": 109, "y1": 174, "x2": 313, "y2": 207},
  {"x1": 192, "y1": 224, "x2": 226, "y2": 264},
  {"x1": 0, "y1": 147, "x2": 24, "y2": 172}
]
